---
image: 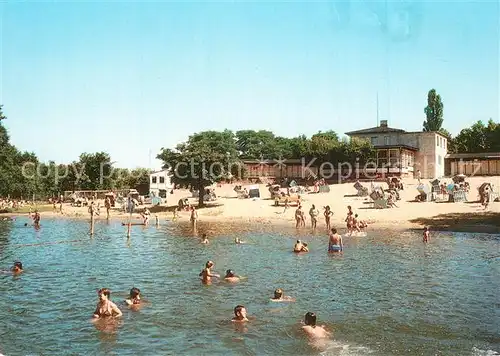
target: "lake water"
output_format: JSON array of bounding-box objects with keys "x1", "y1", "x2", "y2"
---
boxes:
[{"x1": 0, "y1": 217, "x2": 499, "y2": 356}]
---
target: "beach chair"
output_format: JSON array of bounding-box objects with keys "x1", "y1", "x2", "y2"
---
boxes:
[
  {"x1": 416, "y1": 183, "x2": 432, "y2": 202},
  {"x1": 373, "y1": 198, "x2": 388, "y2": 209},
  {"x1": 354, "y1": 182, "x2": 369, "y2": 197},
  {"x1": 451, "y1": 189, "x2": 468, "y2": 203}
]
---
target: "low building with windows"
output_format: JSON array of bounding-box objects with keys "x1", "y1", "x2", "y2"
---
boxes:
[
  {"x1": 345, "y1": 120, "x2": 448, "y2": 179},
  {"x1": 149, "y1": 169, "x2": 173, "y2": 198}
]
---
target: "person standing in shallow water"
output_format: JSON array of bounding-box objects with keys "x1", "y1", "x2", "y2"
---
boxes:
[
  {"x1": 232, "y1": 305, "x2": 249, "y2": 322},
  {"x1": 423, "y1": 227, "x2": 430, "y2": 243},
  {"x1": 309, "y1": 205, "x2": 319, "y2": 229},
  {"x1": 199, "y1": 260, "x2": 220, "y2": 284},
  {"x1": 93, "y1": 288, "x2": 122, "y2": 319},
  {"x1": 324, "y1": 206, "x2": 333, "y2": 230}
]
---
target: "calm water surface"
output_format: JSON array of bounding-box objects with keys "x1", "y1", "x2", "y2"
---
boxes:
[{"x1": 0, "y1": 218, "x2": 499, "y2": 356}]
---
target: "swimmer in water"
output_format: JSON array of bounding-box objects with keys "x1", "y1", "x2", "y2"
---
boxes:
[
  {"x1": 125, "y1": 287, "x2": 141, "y2": 306},
  {"x1": 201, "y1": 234, "x2": 209, "y2": 244},
  {"x1": 302, "y1": 312, "x2": 330, "y2": 340},
  {"x1": 92, "y1": 288, "x2": 122, "y2": 319},
  {"x1": 11, "y1": 261, "x2": 23, "y2": 274},
  {"x1": 270, "y1": 288, "x2": 295, "y2": 302},
  {"x1": 423, "y1": 227, "x2": 430, "y2": 243},
  {"x1": 234, "y1": 237, "x2": 244, "y2": 244},
  {"x1": 232, "y1": 305, "x2": 249, "y2": 322},
  {"x1": 199, "y1": 260, "x2": 220, "y2": 284},
  {"x1": 328, "y1": 228, "x2": 343, "y2": 253},
  {"x1": 293, "y1": 240, "x2": 309, "y2": 253},
  {"x1": 224, "y1": 269, "x2": 240, "y2": 283}
]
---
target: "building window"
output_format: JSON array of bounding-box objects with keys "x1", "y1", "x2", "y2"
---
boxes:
[
  {"x1": 371, "y1": 137, "x2": 377, "y2": 145},
  {"x1": 384, "y1": 136, "x2": 389, "y2": 145},
  {"x1": 152, "y1": 176, "x2": 157, "y2": 184},
  {"x1": 377, "y1": 150, "x2": 388, "y2": 167},
  {"x1": 389, "y1": 149, "x2": 399, "y2": 167},
  {"x1": 438, "y1": 155, "x2": 442, "y2": 165},
  {"x1": 437, "y1": 136, "x2": 439, "y2": 146},
  {"x1": 160, "y1": 176, "x2": 165, "y2": 184},
  {"x1": 444, "y1": 139, "x2": 447, "y2": 150}
]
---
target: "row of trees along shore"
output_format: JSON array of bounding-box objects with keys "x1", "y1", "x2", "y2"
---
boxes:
[{"x1": 1, "y1": 88, "x2": 499, "y2": 202}]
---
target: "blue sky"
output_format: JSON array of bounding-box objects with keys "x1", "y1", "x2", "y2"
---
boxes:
[{"x1": 0, "y1": 1, "x2": 498, "y2": 169}]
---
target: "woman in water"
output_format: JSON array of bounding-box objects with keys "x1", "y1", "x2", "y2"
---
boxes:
[
  {"x1": 93, "y1": 288, "x2": 123, "y2": 319},
  {"x1": 302, "y1": 312, "x2": 330, "y2": 339},
  {"x1": 224, "y1": 269, "x2": 240, "y2": 283},
  {"x1": 270, "y1": 288, "x2": 295, "y2": 302},
  {"x1": 125, "y1": 287, "x2": 142, "y2": 306}
]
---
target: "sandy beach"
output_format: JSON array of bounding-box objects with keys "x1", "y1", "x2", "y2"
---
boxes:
[{"x1": 3, "y1": 176, "x2": 500, "y2": 233}]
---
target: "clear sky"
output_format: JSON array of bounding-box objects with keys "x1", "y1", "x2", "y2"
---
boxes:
[{"x1": 0, "y1": 1, "x2": 498, "y2": 169}]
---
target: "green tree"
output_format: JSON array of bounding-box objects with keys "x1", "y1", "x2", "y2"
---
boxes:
[
  {"x1": 77, "y1": 152, "x2": 114, "y2": 190},
  {"x1": 235, "y1": 130, "x2": 282, "y2": 159},
  {"x1": 157, "y1": 130, "x2": 240, "y2": 206},
  {"x1": 423, "y1": 89, "x2": 444, "y2": 132}
]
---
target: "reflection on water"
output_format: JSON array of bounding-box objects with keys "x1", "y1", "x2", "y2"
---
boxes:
[{"x1": 0, "y1": 217, "x2": 499, "y2": 355}]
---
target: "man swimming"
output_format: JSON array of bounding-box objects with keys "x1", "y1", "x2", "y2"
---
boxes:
[
  {"x1": 199, "y1": 260, "x2": 220, "y2": 284},
  {"x1": 11, "y1": 261, "x2": 23, "y2": 274},
  {"x1": 328, "y1": 228, "x2": 343, "y2": 253},
  {"x1": 232, "y1": 305, "x2": 249, "y2": 322},
  {"x1": 293, "y1": 240, "x2": 309, "y2": 253},
  {"x1": 270, "y1": 288, "x2": 295, "y2": 302},
  {"x1": 201, "y1": 234, "x2": 209, "y2": 244},
  {"x1": 302, "y1": 312, "x2": 330, "y2": 340}
]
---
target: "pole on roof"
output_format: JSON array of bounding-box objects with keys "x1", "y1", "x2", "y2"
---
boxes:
[{"x1": 376, "y1": 92, "x2": 380, "y2": 126}]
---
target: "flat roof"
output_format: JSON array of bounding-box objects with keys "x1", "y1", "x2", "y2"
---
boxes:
[
  {"x1": 446, "y1": 152, "x2": 500, "y2": 159},
  {"x1": 345, "y1": 126, "x2": 405, "y2": 135}
]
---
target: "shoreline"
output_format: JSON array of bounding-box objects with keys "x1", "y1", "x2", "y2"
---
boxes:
[
  {"x1": 2, "y1": 176, "x2": 500, "y2": 234},
  {"x1": 2, "y1": 210, "x2": 500, "y2": 234}
]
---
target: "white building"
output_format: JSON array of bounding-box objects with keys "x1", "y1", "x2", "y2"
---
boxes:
[
  {"x1": 345, "y1": 120, "x2": 448, "y2": 179},
  {"x1": 149, "y1": 169, "x2": 173, "y2": 198}
]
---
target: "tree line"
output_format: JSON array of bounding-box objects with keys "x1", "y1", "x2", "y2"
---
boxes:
[
  {"x1": 1, "y1": 88, "x2": 498, "y2": 200},
  {"x1": 0, "y1": 105, "x2": 150, "y2": 199}
]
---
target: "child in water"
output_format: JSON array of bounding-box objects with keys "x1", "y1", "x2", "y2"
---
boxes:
[
  {"x1": 423, "y1": 227, "x2": 430, "y2": 243},
  {"x1": 125, "y1": 287, "x2": 142, "y2": 306}
]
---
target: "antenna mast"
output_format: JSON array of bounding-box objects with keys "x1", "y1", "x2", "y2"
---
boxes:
[{"x1": 376, "y1": 92, "x2": 380, "y2": 126}]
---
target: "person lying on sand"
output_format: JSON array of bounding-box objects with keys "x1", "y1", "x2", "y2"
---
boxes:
[
  {"x1": 270, "y1": 288, "x2": 295, "y2": 302},
  {"x1": 293, "y1": 240, "x2": 309, "y2": 253}
]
